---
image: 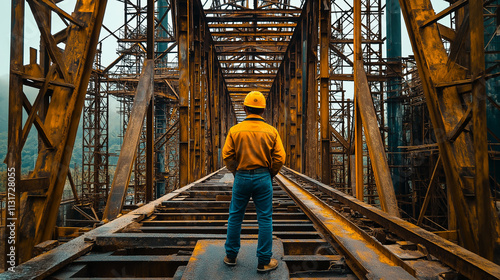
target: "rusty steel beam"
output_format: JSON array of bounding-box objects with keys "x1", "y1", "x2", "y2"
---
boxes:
[
  {"x1": 304, "y1": 0, "x2": 319, "y2": 178},
  {"x1": 211, "y1": 31, "x2": 294, "y2": 37},
  {"x1": 276, "y1": 174, "x2": 416, "y2": 279},
  {"x1": 103, "y1": 60, "x2": 154, "y2": 222},
  {"x1": 282, "y1": 166, "x2": 500, "y2": 280},
  {"x1": 469, "y1": 0, "x2": 495, "y2": 261},
  {"x1": 208, "y1": 23, "x2": 296, "y2": 28},
  {"x1": 213, "y1": 41, "x2": 290, "y2": 47},
  {"x1": 177, "y1": 0, "x2": 190, "y2": 187},
  {"x1": 145, "y1": 0, "x2": 155, "y2": 203},
  {"x1": 11, "y1": 0, "x2": 107, "y2": 262},
  {"x1": 206, "y1": 16, "x2": 299, "y2": 22},
  {"x1": 399, "y1": 0, "x2": 499, "y2": 258},
  {"x1": 353, "y1": 0, "x2": 398, "y2": 216},
  {"x1": 319, "y1": 0, "x2": 330, "y2": 184},
  {"x1": 205, "y1": 9, "x2": 302, "y2": 14},
  {"x1": 5, "y1": 0, "x2": 24, "y2": 269},
  {"x1": 354, "y1": 65, "x2": 399, "y2": 217},
  {"x1": 353, "y1": 0, "x2": 364, "y2": 202},
  {"x1": 177, "y1": 0, "x2": 235, "y2": 185}
]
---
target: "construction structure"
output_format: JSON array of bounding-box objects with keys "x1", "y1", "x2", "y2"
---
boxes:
[{"x1": 2, "y1": 0, "x2": 500, "y2": 278}]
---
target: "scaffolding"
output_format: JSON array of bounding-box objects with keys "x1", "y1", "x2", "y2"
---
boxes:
[
  {"x1": 329, "y1": 0, "x2": 386, "y2": 206},
  {"x1": 81, "y1": 45, "x2": 109, "y2": 212}
]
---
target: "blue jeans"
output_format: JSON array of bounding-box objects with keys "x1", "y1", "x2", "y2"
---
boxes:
[{"x1": 225, "y1": 170, "x2": 273, "y2": 265}]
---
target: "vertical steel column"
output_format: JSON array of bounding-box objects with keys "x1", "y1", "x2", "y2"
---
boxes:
[
  {"x1": 469, "y1": 0, "x2": 495, "y2": 261},
  {"x1": 200, "y1": 23, "x2": 207, "y2": 177},
  {"x1": 190, "y1": 9, "x2": 200, "y2": 180},
  {"x1": 386, "y1": 0, "x2": 404, "y2": 195},
  {"x1": 304, "y1": 0, "x2": 319, "y2": 178},
  {"x1": 177, "y1": 0, "x2": 190, "y2": 187},
  {"x1": 146, "y1": 0, "x2": 155, "y2": 202},
  {"x1": 284, "y1": 60, "x2": 290, "y2": 164},
  {"x1": 320, "y1": 0, "x2": 331, "y2": 184},
  {"x1": 296, "y1": 39, "x2": 303, "y2": 173},
  {"x1": 354, "y1": 0, "x2": 398, "y2": 216},
  {"x1": 353, "y1": 0, "x2": 363, "y2": 201},
  {"x1": 6, "y1": 0, "x2": 24, "y2": 268},
  {"x1": 289, "y1": 45, "x2": 298, "y2": 170}
]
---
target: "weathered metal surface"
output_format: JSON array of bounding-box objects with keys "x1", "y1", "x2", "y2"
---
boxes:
[
  {"x1": 353, "y1": 0, "x2": 399, "y2": 217},
  {"x1": 181, "y1": 239, "x2": 289, "y2": 280},
  {"x1": 102, "y1": 60, "x2": 154, "y2": 222},
  {"x1": 2, "y1": 167, "x2": 481, "y2": 279},
  {"x1": 276, "y1": 174, "x2": 416, "y2": 279},
  {"x1": 399, "y1": 0, "x2": 500, "y2": 259},
  {"x1": 319, "y1": 0, "x2": 331, "y2": 185},
  {"x1": 282, "y1": 166, "x2": 500, "y2": 280},
  {"x1": 10, "y1": 0, "x2": 108, "y2": 262},
  {"x1": 0, "y1": 169, "x2": 220, "y2": 279}
]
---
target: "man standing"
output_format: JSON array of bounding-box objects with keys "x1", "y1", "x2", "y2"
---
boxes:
[{"x1": 222, "y1": 91, "x2": 286, "y2": 272}]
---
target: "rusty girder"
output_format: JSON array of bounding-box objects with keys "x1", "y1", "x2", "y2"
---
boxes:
[
  {"x1": 399, "y1": 0, "x2": 500, "y2": 260},
  {"x1": 7, "y1": 0, "x2": 108, "y2": 263},
  {"x1": 176, "y1": 0, "x2": 236, "y2": 187}
]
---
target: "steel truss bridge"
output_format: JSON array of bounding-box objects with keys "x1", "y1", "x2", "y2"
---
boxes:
[{"x1": 2, "y1": 0, "x2": 500, "y2": 278}]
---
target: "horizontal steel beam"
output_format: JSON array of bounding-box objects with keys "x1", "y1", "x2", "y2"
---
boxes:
[
  {"x1": 206, "y1": 16, "x2": 299, "y2": 22},
  {"x1": 212, "y1": 31, "x2": 294, "y2": 37},
  {"x1": 209, "y1": 23, "x2": 296, "y2": 28},
  {"x1": 219, "y1": 59, "x2": 282, "y2": 64},
  {"x1": 213, "y1": 41, "x2": 289, "y2": 46},
  {"x1": 223, "y1": 74, "x2": 277, "y2": 79},
  {"x1": 222, "y1": 67, "x2": 279, "y2": 71},
  {"x1": 217, "y1": 51, "x2": 285, "y2": 56},
  {"x1": 204, "y1": 9, "x2": 302, "y2": 14}
]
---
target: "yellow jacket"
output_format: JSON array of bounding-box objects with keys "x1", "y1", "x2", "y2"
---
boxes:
[{"x1": 222, "y1": 114, "x2": 286, "y2": 177}]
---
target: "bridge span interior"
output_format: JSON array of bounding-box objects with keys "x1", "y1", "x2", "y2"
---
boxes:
[{"x1": 2, "y1": 0, "x2": 500, "y2": 278}]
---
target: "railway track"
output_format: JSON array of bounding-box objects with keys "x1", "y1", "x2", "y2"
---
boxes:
[{"x1": 2, "y1": 168, "x2": 500, "y2": 279}]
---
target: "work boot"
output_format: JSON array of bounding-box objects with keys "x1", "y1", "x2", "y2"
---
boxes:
[
  {"x1": 257, "y1": 258, "x2": 278, "y2": 272},
  {"x1": 223, "y1": 256, "x2": 237, "y2": 266}
]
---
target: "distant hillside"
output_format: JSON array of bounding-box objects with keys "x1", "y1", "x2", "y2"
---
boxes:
[
  {"x1": 0, "y1": 75, "x2": 123, "y2": 191},
  {"x1": 0, "y1": 75, "x2": 85, "y2": 191}
]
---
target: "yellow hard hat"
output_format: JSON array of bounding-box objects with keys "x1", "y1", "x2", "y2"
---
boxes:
[{"x1": 243, "y1": 91, "x2": 266, "y2": 109}]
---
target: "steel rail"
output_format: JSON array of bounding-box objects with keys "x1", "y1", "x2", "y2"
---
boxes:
[
  {"x1": 275, "y1": 173, "x2": 417, "y2": 279},
  {"x1": 281, "y1": 166, "x2": 500, "y2": 280}
]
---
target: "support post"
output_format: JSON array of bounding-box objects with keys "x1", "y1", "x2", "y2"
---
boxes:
[
  {"x1": 354, "y1": 0, "x2": 399, "y2": 216},
  {"x1": 6, "y1": 0, "x2": 24, "y2": 268},
  {"x1": 469, "y1": 0, "x2": 495, "y2": 261},
  {"x1": 386, "y1": 0, "x2": 404, "y2": 195},
  {"x1": 353, "y1": 0, "x2": 363, "y2": 202},
  {"x1": 103, "y1": 61, "x2": 154, "y2": 221},
  {"x1": 178, "y1": 0, "x2": 190, "y2": 187},
  {"x1": 320, "y1": 0, "x2": 331, "y2": 184},
  {"x1": 146, "y1": 0, "x2": 155, "y2": 202}
]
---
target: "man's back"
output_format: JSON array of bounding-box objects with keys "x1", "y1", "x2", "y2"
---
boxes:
[
  {"x1": 222, "y1": 114, "x2": 285, "y2": 177},
  {"x1": 222, "y1": 91, "x2": 285, "y2": 273}
]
